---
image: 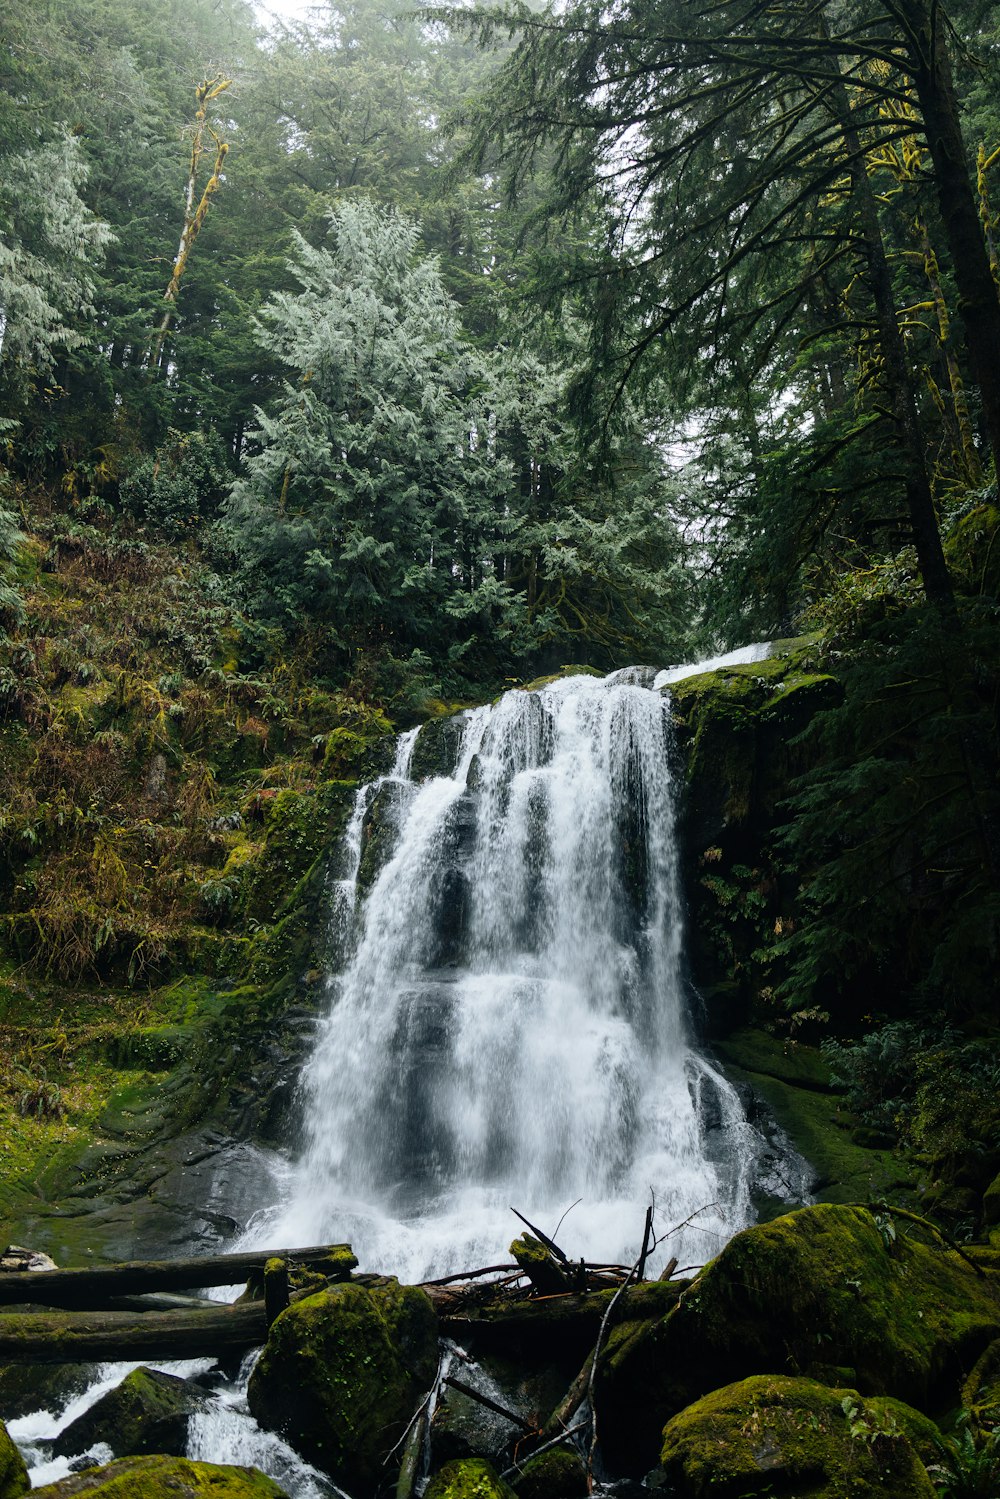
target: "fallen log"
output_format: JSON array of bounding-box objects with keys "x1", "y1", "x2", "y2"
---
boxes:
[
  {"x1": 0, "y1": 1302, "x2": 268, "y2": 1364},
  {"x1": 0, "y1": 1243, "x2": 356, "y2": 1309}
]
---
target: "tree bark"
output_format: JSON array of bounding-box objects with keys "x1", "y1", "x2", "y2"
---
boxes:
[
  {"x1": 828, "y1": 44, "x2": 956, "y2": 609},
  {"x1": 899, "y1": 0, "x2": 1000, "y2": 476},
  {"x1": 0, "y1": 1243, "x2": 356, "y2": 1309},
  {"x1": 0, "y1": 1304, "x2": 267, "y2": 1364}
]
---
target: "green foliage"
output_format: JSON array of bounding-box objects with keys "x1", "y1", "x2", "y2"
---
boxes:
[
  {"x1": 772, "y1": 604, "x2": 1000, "y2": 1017},
  {"x1": 928, "y1": 1419, "x2": 1000, "y2": 1498},
  {"x1": 120, "y1": 428, "x2": 231, "y2": 533}
]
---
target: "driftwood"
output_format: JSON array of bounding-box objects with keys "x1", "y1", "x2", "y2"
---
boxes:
[
  {"x1": 0, "y1": 1302, "x2": 267, "y2": 1364},
  {"x1": 0, "y1": 1243, "x2": 355, "y2": 1309}
]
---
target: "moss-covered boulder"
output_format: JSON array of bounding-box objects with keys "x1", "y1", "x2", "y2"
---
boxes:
[
  {"x1": 0, "y1": 1420, "x2": 28, "y2": 1499},
  {"x1": 52, "y1": 1366, "x2": 208, "y2": 1459},
  {"x1": 657, "y1": 1375, "x2": 934, "y2": 1497},
  {"x1": 32, "y1": 1457, "x2": 285, "y2": 1497},
  {"x1": 425, "y1": 1458, "x2": 518, "y2": 1499},
  {"x1": 596, "y1": 1203, "x2": 1000, "y2": 1473},
  {"x1": 410, "y1": 713, "x2": 467, "y2": 783},
  {"x1": 247, "y1": 1277, "x2": 438, "y2": 1494},
  {"x1": 511, "y1": 1446, "x2": 586, "y2": 1499}
]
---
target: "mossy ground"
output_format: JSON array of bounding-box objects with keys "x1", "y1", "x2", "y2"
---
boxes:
[{"x1": 716, "y1": 1029, "x2": 919, "y2": 1206}]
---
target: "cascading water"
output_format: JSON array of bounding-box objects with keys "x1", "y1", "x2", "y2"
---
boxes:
[{"x1": 248, "y1": 670, "x2": 770, "y2": 1279}]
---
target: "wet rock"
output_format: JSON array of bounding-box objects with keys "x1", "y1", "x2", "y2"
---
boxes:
[
  {"x1": 657, "y1": 1375, "x2": 935, "y2": 1497},
  {"x1": 52, "y1": 1366, "x2": 209, "y2": 1459},
  {"x1": 511, "y1": 1446, "x2": 587, "y2": 1499},
  {"x1": 425, "y1": 1457, "x2": 518, "y2": 1499},
  {"x1": 247, "y1": 1277, "x2": 438, "y2": 1495},
  {"x1": 596, "y1": 1203, "x2": 1000, "y2": 1473},
  {"x1": 32, "y1": 1456, "x2": 288, "y2": 1497},
  {"x1": 0, "y1": 1418, "x2": 29, "y2": 1499}
]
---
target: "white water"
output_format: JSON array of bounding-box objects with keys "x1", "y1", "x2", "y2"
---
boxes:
[{"x1": 244, "y1": 669, "x2": 772, "y2": 1280}]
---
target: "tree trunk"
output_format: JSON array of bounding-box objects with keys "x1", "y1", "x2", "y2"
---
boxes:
[
  {"x1": 0, "y1": 1304, "x2": 267, "y2": 1364},
  {"x1": 0, "y1": 1243, "x2": 355, "y2": 1309},
  {"x1": 900, "y1": 0, "x2": 1000, "y2": 477},
  {"x1": 828, "y1": 52, "x2": 955, "y2": 610}
]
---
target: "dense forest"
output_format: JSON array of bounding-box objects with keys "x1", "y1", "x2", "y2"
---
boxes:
[{"x1": 1, "y1": 0, "x2": 1000, "y2": 1490}]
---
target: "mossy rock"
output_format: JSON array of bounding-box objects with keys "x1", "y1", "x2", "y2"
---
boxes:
[
  {"x1": 657, "y1": 1375, "x2": 934, "y2": 1497},
  {"x1": 410, "y1": 713, "x2": 468, "y2": 782},
  {"x1": 0, "y1": 1419, "x2": 28, "y2": 1499},
  {"x1": 425, "y1": 1458, "x2": 518, "y2": 1499},
  {"x1": 516, "y1": 665, "x2": 603, "y2": 693},
  {"x1": 596, "y1": 1203, "x2": 1000, "y2": 1473},
  {"x1": 717, "y1": 1047, "x2": 916, "y2": 1205},
  {"x1": 52, "y1": 1365, "x2": 208, "y2": 1459},
  {"x1": 32, "y1": 1457, "x2": 287, "y2": 1497},
  {"x1": 247, "y1": 1277, "x2": 438, "y2": 1495},
  {"x1": 511, "y1": 1445, "x2": 586, "y2": 1499}
]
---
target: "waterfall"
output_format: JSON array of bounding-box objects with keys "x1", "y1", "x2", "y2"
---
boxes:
[
  {"x1": 12, "y1": 662, "x2": 809, "y2": 1494},
  {"x1": 250, "y1": 670, "x2": 767, "y2": 1280}
]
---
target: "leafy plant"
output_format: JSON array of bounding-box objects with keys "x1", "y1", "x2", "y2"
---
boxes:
[{"x1": 928, "y1": 1419, "x2": 1000, "y2": 1497}]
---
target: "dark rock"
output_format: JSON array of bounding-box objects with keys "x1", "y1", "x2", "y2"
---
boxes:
[
  {"x1": 511, "y1": 1446, "x2": 587, "y2": 1499},
  {"x1": 0, "y1": 1364, "x2": 90, "y2": 1422},
  {"x1": 52, "y1": 1366, "x2": 209, "y2": 1459}
]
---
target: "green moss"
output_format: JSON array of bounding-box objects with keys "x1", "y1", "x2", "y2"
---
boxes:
[
  {"x1": 247, "y1": 1278, "x2": 438, "y2": 1495},
  {"x1": 0, "y1": 1419, "x2": 29, "y2": 1499},
  {"x1": 716, "y1": 1028, "x2": 834, "y2": 1091},
  {"x1": 52, "y1": 1366, "x2": 206, "y2": 1460},
  {"x1": 31, "y1": 1456, "x2": 288, "y2": 1497},
  {"x1": 717, "y1": 1054, "x2": 917, "y2": 1205},
  {"x1": 511, "y1": 1446, "x2": 586, "y2": 1499},
  {"x1": 425, "y1": 1459, "x2": 518, "y2": 1499},
  {"x1": 516, "y1": 665, "x2": 603, "y2": 693},
  {"x1": 658, "y1": 1375, "x2": 934, "y2": 1497},
  {"x1": 597, "y1": 1203, "x2": 1000, "y2": 1474}
]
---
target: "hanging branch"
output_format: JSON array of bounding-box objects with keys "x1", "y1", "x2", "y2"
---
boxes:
[{"x1": 148, "y1": 75, "x2": 232, "y2": 373}]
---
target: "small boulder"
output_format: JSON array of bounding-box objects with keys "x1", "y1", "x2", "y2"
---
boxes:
[
  {"x1": 52, "y1": 1366, "x2": 209, "y2": 1459},
  {"x1": 247, "y1": 1277, "x2": 438, "y2": 1495},
  {"x1": 0, "y1": 1419, "x2": 29, "y2": 1499},
  {"x1": 33, "y1": 1456, "x2": 285, "y2": 1497},
  {"x1": 425, "y1": 1458, "x2": 518, "y2": 1499},
  {"x1": 511, "y1": 1446, "x2": 586, "y2": 1499},
  {"x1": 657, "y1": 1375, "x2": 935, "y2": 1497}
]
